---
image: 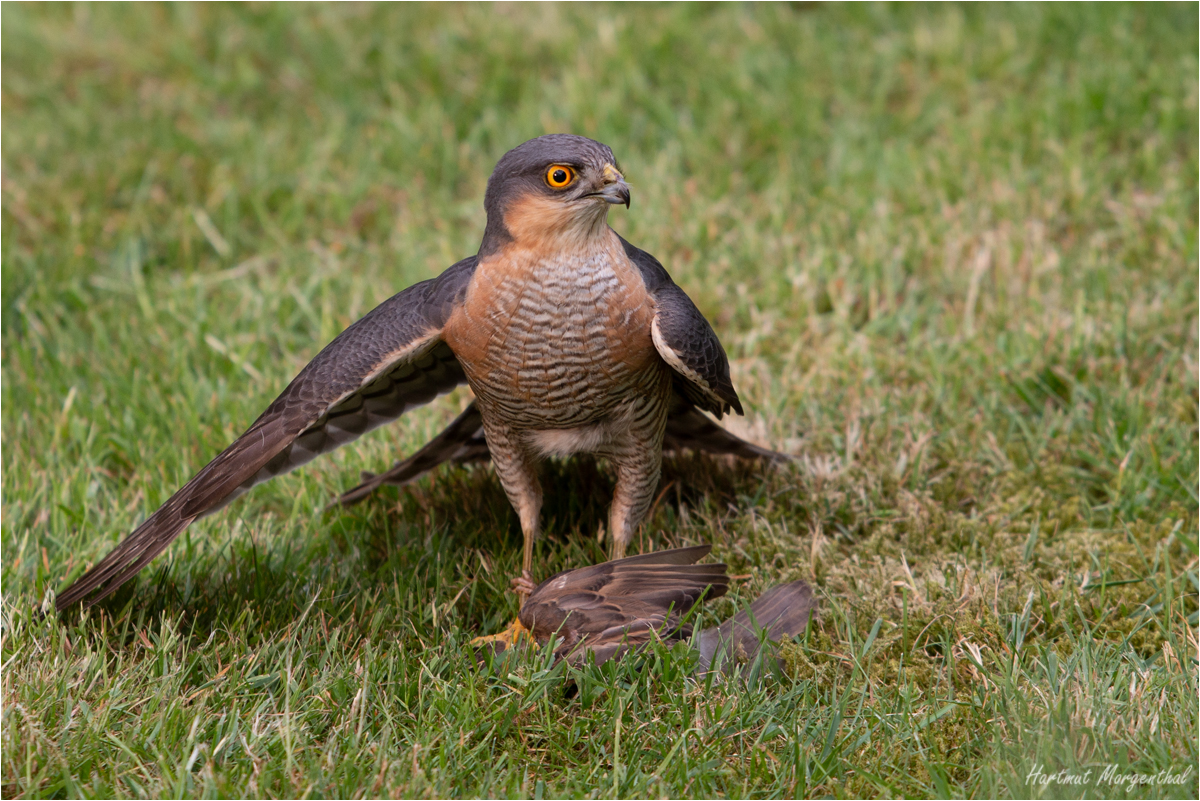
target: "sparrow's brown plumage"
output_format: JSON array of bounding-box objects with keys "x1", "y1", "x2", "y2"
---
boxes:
[
  {"x1": 57, "y1": 134, "x2": 786, "y2": 612},
  {"x1": 484, "y1": 545, "x2": 817, "y2": 673}
]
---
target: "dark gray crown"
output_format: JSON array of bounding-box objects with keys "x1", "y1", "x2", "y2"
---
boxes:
[{"x1": 489, "y1": 134, "x2": 616, "y2": 186}]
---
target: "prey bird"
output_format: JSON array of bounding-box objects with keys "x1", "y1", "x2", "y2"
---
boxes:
[
  {"x1": 56, "y1": 134, "x2": 785, "y2": 613},
  {"x1": 480, "y1": 545, "x2": 817, "y2": 673}
]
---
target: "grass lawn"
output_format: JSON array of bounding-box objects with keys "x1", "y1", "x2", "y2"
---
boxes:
[{"x1": 2, "y1": 3, "x2": 1197, "y2": 798}]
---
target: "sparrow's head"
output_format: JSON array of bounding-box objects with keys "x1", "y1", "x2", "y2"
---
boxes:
[{"x1": 480, "y1": 134, "x2": 630, "y2": 255}]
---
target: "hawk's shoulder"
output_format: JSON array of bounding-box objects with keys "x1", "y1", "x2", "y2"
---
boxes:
[{"x1": 616, "y1": 234, "x2": 743, "y2": 418}]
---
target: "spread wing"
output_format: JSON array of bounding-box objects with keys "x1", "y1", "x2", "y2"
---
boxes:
[
  {"x1": 661, "y1": 398, "x2": 789, "y2": 461},
  {"x1": 56, "y1": 257, "x2": 479, "y2": 611},
  {"x1": 335, "y1": 402, "x2": 488, "y2": 505},
  {"x1": 519, "y1": 545, "x2": 729, "y2": 666},
  {"x1": 619, "y1": 235, "x2": 743, "y2": 419}
]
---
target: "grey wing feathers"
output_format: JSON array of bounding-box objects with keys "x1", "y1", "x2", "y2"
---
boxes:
[
  {"x1": 56, "y1": 257, "x2": 478, "y2": 611},
  {"x1": 618, "y1": 235, "x2": 742, "y2": 418},
  {"x1": 662, "y1": 404, "x2": 790, "y2": 462},
  {"x1": 697, "y1": 580, "x2": 817, "y2": 674},
  {"x1": 335, "y1": 402, "x2": 487, "y2": 506}
]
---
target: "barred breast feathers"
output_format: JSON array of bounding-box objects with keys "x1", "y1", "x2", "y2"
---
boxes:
[{"x1": 443, "y1": 224, "x2": 663, "y2": 429}]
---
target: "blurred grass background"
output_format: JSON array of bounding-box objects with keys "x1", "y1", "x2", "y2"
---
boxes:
[{"x1": 2, "y1": 2, "x2": 1197, "y2": 798}]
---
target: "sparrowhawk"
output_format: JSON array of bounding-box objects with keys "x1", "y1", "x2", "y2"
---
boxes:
[{"x1": 56, "y1": 134, "x2": 785, "y2": 612}]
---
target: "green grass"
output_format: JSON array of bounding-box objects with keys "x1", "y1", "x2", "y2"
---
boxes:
[{"x1": 2, "y1": 2, "x2": 1197, "y2": 798}]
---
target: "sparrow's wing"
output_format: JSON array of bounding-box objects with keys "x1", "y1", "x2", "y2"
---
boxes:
[
  {"x1": 57, "y1": 257, "x2": 479, "y2": 610},
  {"x1": 517, "y1": 545, "x2": 729, "y2": 666}
]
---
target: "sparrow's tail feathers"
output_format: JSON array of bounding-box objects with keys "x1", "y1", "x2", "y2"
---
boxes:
[{"x1": 696, "y1": 580, "x2": 816, "y2": 675}]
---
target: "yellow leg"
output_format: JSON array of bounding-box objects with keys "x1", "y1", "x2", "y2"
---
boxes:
[
  {"x1": 476, "y1": 529, "x2": 537, "y2": 653},
  {"x1": 610, "y1": 538, "x2": 627, "y2": 561},
  {"x1": 519, "y1": 527, "x2": 535, "y2": 604}
]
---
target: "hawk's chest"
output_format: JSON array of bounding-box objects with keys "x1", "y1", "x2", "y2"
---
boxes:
[{"x1": 444, "y1": 242, "x2": 660, "y2": 407}]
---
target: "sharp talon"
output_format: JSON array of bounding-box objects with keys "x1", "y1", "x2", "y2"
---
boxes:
[{"x1": 470, "y1": 617, "x2": 533, "y2": 654}]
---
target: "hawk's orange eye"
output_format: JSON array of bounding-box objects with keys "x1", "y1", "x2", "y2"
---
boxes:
[{"x1": 545, "y1": 165, "x2": 574, "y2": 188}]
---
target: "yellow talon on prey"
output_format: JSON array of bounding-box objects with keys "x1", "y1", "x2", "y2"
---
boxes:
[{"x1": 471, "y1": 616, "x2": 534, "y2": 655}]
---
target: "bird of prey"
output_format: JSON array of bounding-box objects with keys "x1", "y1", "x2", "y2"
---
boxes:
[
  {"x1": 479, "y1": 545, "x2": 817, "y2": 674},
  {"x1": 56, "y1": 134, "x2": 785, "y2": 612}
]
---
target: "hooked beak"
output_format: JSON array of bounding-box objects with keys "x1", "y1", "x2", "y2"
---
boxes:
[{"x1": 592, "y1": 163, "x2": 631, "y2": 208}]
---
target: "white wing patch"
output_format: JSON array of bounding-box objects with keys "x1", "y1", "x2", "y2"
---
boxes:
[{"x1": 651, "y1": 316, "x2": 721, "y2": 406}]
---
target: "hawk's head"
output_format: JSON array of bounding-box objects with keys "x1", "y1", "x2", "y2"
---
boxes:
[{"x1": 480, "y1": 134, "x2": 630, "y2": 255}]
